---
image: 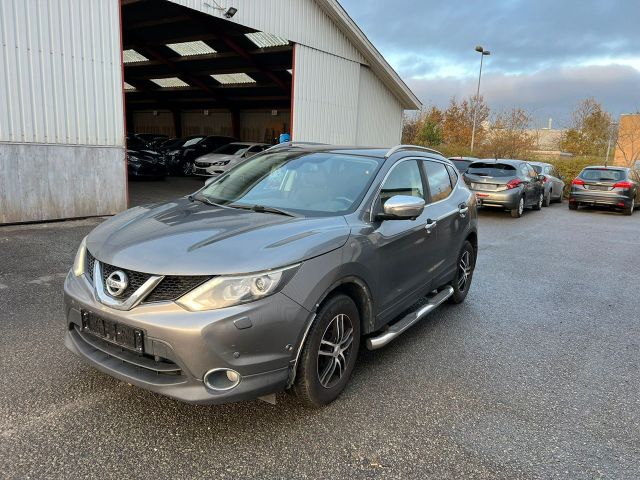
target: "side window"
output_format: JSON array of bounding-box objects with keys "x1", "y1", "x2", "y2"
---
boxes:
[
  {"x1": 519, "y1": 164, "x2": 530, "y2": 180},
  {"x1": 526, "y1": 164, "x2": 537, "y2": 178},
  {"x1": 423, "y1": 160, "x2": 453, "y2": 203},
  {"x1": 446, "y1": 165, "x2": 458, "y2": 188},
  {"x1": 379, "y1": 160, "x2": 424, "y2": 208}
]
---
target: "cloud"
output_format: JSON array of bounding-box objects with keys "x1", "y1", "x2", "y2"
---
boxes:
[
  {"x1": 341, "y1": 0, "x2": 640, "y2": 120},
  {"x1": 408, "y1": 64, "x2": 640, "y2": 127}
]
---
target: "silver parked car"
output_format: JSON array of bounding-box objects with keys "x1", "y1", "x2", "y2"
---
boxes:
[
  {"x1": 529, "y1": 161, "x2": 565, "y2": 206},
  {"x1": 192, "y1": 142, "x2": 270, "y2": 177},
  {"x1": 463, "y1": 159, "x2": 545, "y2": 218},
  {"x1": 64, "y1": 144, "x2": 478, "y2": 407}
]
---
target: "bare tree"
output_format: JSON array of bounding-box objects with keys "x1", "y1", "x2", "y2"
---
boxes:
[{"x1": 481, "y1": 108, "x2": 536, "y2": 159}]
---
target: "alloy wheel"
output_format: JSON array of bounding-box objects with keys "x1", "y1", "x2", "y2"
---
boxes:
[
  {"x1": 519, "y1": 198, "x2": 524, "y2": 215},
  {"x1": 538, "y1": 194, "x2": 543, "y2": 209},
  {"x1": 458, "y1": 250, "x2": 472, "y2": 292},
  {"x1": 317, "y1": 313, "x2": 354, "y2": 389}
]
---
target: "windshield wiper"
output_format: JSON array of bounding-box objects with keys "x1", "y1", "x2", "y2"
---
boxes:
[
  {"x1": 230, "y1": 203, "x2": 296, "y2": 217},
  {"x1": 188, "y1": 194, "x2": 222, "y2": 207}
]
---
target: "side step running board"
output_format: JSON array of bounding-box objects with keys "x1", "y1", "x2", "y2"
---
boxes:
[{"x1": 366, "y1": 285, "x2": 454, "y2": 350}]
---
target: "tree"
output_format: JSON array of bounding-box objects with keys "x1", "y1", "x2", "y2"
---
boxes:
[
  {"x1": 442, "y1": 96, "x2": 489, "y2": 150},
  {"x1": 481, "y1": 108, "x2": 536, "y2": 158},
  {"x1": 614, "y1": 114, "x2": 640, "y2": 168},
  {"x1": 560, "y1": 98, "x2": 612, "y2": 156},
  {"x1": 414, "y1": 106, "x2": 443, "y2": 147},
  {"x1": 401, "y1": 112, "x2": 422, "y2": 144}
]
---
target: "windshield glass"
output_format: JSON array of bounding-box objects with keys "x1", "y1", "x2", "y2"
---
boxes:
[
  {"x1": 580, "y1": 168, "x2": 626, "y2": 182},
  {"x1": 180, "y1": 136, "x2": 206, "y2": 148},
  {"x1": 531, "y1": 165, "x2": 543, "y2": 173},
  {"x1": 126, "y1": 135, "x2": 149, "y2": 150},
  {"x1": 467, "y1": 162, "x2": 517, "y2": 177},
  {"x1": 200, "y1": 151, "x2": 382, "y2": 215},
  {"x1": 213, "y1": 143, "x2": 252, "y2": 155}
]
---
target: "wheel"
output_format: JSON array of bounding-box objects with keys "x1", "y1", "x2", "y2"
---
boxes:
[
  {"x1": 624, "y1": 198, "x2": 634, "y2": 216},
  {"x1": 448, "y1": 240, "x2": 475, "y2": 304},
  {"x1": 543, "y1": 190, "x2": 551, "y2": 207},
  {"x1": 294, "y1": 294, "x2": 360, "y2": 408},
  {"x1": 533, "y1": 192, "x2": 543, "y2": 211},
  {"x1": 182, "y1": 161, "x2": 194, "y2": 176},
  {"x1": 569, "y1": 201, "x2": 578, "y2": 211},
  {"x1": 510, "y1": 196, "x2": 524, "y2": 218}
]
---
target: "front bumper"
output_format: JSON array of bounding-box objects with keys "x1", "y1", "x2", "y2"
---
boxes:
[
  {"x1": 570, "y1": 190, "x2": 632, "y2": 207},
  {"x1": 63, "y1": 271, "x2": 311, "y2": 404},
  {"x1": 470, "y1": 187, "x2": 521, "y2": 209}
]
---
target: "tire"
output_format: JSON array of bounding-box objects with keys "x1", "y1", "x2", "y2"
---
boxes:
[
  {"x1": 448, "y1": 240, "x2": 475, "y2": 304},
  {"x1": 294, "y1": 294, "x2": 360, "y2": 408},
  {"x1": 624, "y1": 198, "x2": 635, "y2": 216},
  {"x1": 533, "y1": 192, "x2": 543, "y2": 211},
  {"x1": 182, "y1": 161, "x2": 194, "y2": 176},
  {"x1": 569, "y1": 201, "x2": 578, "y2": 211},
  {"x1": 510, "y1": 196, "x2": 525, "y2": 218},
  {"x1": 543, "y1": 190, "x2": 551, "y2": 207}
]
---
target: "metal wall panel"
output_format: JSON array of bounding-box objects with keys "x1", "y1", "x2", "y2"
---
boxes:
[
  {"x1": 0, "y1": 0, "x2": 124, "y2": 146},
  {"x1": 356, "y1": 65, "x2": 403, "y2": 147},
  {"x1": 168, "y1": 0, "x2": 365, "y2": 64},
  {"x1": 292, "y1": 45, "x2": 359, "y2": 144},
  {"x1": 133, "y1": 111, "x2": 176, "y2": 136},
  {"x1": 182, "y1": 111, "x2": 232, "y2": 136},
  {"x1": 0, "y1": 143, "x2": 126, "y2": 223},
  {"x1": 240, "y1": 111, "x2": 290, "y2": 143}
]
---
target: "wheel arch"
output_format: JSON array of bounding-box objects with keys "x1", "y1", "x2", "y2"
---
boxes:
[{"x1": 313, "y1": 276, "x2": 375, "y2": 335}]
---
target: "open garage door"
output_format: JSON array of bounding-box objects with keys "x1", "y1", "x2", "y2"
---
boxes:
[{"x1": 121, "y1": 0, "x2": 293, "y2": 205}]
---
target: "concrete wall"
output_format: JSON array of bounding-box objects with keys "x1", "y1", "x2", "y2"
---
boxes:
[{"x1": 0, "y1": 143, "x2": 126, "y2": 224}]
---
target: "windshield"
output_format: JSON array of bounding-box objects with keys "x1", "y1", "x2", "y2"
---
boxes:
[
  {"x1": 580, "y1": 168, "x2": 626, "y2": 182},
  {"x1": 213, "y1": 143, "x2": 252, "y2": 155},
  {"x1": 467, "y1": 162, "x2": 517, "y2": 177},
  {"x1": 200, "y1": 151, "x2": 382, "y2": 215},
  {"x1": 180, "y1": 136, "x2": 206, "y2": 148},
  {"x1": 531, "y1": 165, "x2": 543, "y2": 173},
  {"x1": 126, "y1": 135, "x2": 149, "y2": 150}
]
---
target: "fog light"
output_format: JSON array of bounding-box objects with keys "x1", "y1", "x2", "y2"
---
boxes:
[{"x1": 204, "y1": 368, "x2": 241, "y2": 391}]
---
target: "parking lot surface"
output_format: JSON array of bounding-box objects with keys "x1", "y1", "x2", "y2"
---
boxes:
[{"x1": 1, "y1": 199, "x2": 638, "y2": 479}]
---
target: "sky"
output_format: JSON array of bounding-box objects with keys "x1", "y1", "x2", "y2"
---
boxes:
[{"x1": 340, "y1": 0, "x2": 640, "y2": 128}]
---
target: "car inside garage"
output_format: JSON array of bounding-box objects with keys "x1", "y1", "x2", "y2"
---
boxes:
[{"x1": 121, "y1": 0, "x2": 293, "y2": 203}]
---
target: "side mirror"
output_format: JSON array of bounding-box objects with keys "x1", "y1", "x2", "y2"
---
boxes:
[
  {"x1": 537, "y1": 174, "x2": 545, "y2": 182},
  {"x1": 377, "y1": 195, "x2": 425, "y2": 221},
  {"x1": 560, "y1": 175, "x2": 566, "y2": 180},
  {"x1": 204, "y1": 177, "x2": 216, "y2": 186}
]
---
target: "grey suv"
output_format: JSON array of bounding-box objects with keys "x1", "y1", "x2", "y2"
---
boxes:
[{"x1": 64, "y1": 144, "x2": 478, "y2": 407}]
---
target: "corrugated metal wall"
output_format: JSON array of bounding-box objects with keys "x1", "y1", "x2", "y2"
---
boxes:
[
  {"x1": 240, "y1": 111, "x2": 290, "y2": 143},
  {"x1": 182, "y1": 111, "x2": 232, "y2": 136},
  {"x1": 0, "y1": 0, "x2": 126, "y2": 224},
  {"x1": 169, "y1": 0, "x2": 365, "y2": 65},
  {"x1": 292, "y1": 45, "x2": 359, "y2": 144},
  {"x1": 0, "y1": 0, "x2": 124, "y2": 146},
  {"x1": 356, "y1": 65, "x2": 403, "y2": 146},
  {"x1": 293, "y1": 46, "x2": 402, "y2": 146}
]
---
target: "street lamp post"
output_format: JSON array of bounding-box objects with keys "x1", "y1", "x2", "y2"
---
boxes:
[{"x1": 470, "y1": 45, "x2": 490, "y2": 154}]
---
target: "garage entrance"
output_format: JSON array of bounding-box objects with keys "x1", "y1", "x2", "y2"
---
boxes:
[{"x1": 121, "y1": 0, "x2": 293, "y2": 204}]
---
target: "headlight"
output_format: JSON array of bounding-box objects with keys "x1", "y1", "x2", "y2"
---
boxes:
[
  {"x1": 212, "y1": 160, "x2": 230, "y2": 166},
  {"x1": 176, "y1": 264, "x2": 299, "y2": 312},
  {"x1": 72, "y1": 236, "x2": 88, "y2": 277}
]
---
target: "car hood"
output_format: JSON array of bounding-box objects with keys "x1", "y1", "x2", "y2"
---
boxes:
[
  {"x1": 86, "y1": 198, "x2": 350, "y2": 275},
  {"x1": 196, "y1": 153, "x2": 238, "y2": 163}
]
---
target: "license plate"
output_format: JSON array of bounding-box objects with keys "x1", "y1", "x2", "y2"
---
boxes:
[
  {"x1": 81, "y1": 311, "x2": 144, "y2": 353},
  {"x1": 587, "y1": 185, "x2": 609, "y2": 191}
]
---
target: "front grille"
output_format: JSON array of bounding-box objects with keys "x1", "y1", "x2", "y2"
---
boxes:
[
  {"x1": 101, "y1": 262, "x2": 152, "y2": 299},
  {"x1": 87, "y1": 251, "x2": 210, "y2": 303},
  {"x1": 86, "y1": 251, "x2": 96, "y2": 282},
  {"x1": 194, "y1": 161, "x2": 210, "y2": 168},
  {"x1": 144, "y1": 275, "x2": 210, "y2": 303}
]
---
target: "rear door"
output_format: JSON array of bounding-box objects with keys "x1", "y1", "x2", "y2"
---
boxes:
[{"x1": 519, "y1": 163, "x2": 537, "y2": 205}]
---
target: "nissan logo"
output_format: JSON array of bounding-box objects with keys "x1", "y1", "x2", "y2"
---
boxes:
[{"x1": 106, "y1": 270, "x2": 129, "y2": 297}]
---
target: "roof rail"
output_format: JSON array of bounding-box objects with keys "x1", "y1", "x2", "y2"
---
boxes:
[
  {"x1": 264, "y1": 141, "x2": 329, "y2": 152},
  {"x1": 384, "y1": 144, "x2": 444, "y2": 158}
]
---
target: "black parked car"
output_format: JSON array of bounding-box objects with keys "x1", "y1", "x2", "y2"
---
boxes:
[
  {"x1": 133, "y1": 133, "x2": 170, "y2": 149},
  {"x1": 463, "y1": 159, "x2": 545, "y2": 218},
  {"x1": 125, "y1": 135, "x2": 167, "y2": 179},
  {"x1": 569, "y1": 166, "x2": 639, "y2": 215},
  {"x1": 164, "y1": 135, "x2": 237, "y2": 175}
]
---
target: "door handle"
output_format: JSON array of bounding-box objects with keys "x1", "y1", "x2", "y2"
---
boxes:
[{"x1": 425, "y1": 219, "x2": 437, "y2": 233}]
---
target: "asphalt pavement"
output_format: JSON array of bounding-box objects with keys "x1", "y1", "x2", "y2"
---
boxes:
[{"x1": 1, "y1": 190, "x2": 638, "y2": 479}]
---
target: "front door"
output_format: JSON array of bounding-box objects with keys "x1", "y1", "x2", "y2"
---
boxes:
[{"x1": 369, "y1": 159, "x2": 439, "y2": 318}]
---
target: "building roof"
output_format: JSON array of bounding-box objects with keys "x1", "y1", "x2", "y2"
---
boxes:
[{"x1": 317, "y1": 0, "x2": 421, "y2": 110}]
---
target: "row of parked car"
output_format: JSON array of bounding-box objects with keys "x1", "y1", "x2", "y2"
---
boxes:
[
  {"x1": 126, "y1": 133, "x2": 271, "y2": 179},
  {"x1": 449, "y1": 156, "x2": 638, "y2": 217}
]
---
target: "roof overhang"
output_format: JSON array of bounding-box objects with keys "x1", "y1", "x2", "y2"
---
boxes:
[{"x1": 316, "y1": 0, "x2": 422, "y2": 110}]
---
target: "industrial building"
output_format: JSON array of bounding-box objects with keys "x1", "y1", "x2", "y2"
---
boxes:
[{"x1": 0, "y1": 0, "x2": 420, "y2": 224}]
